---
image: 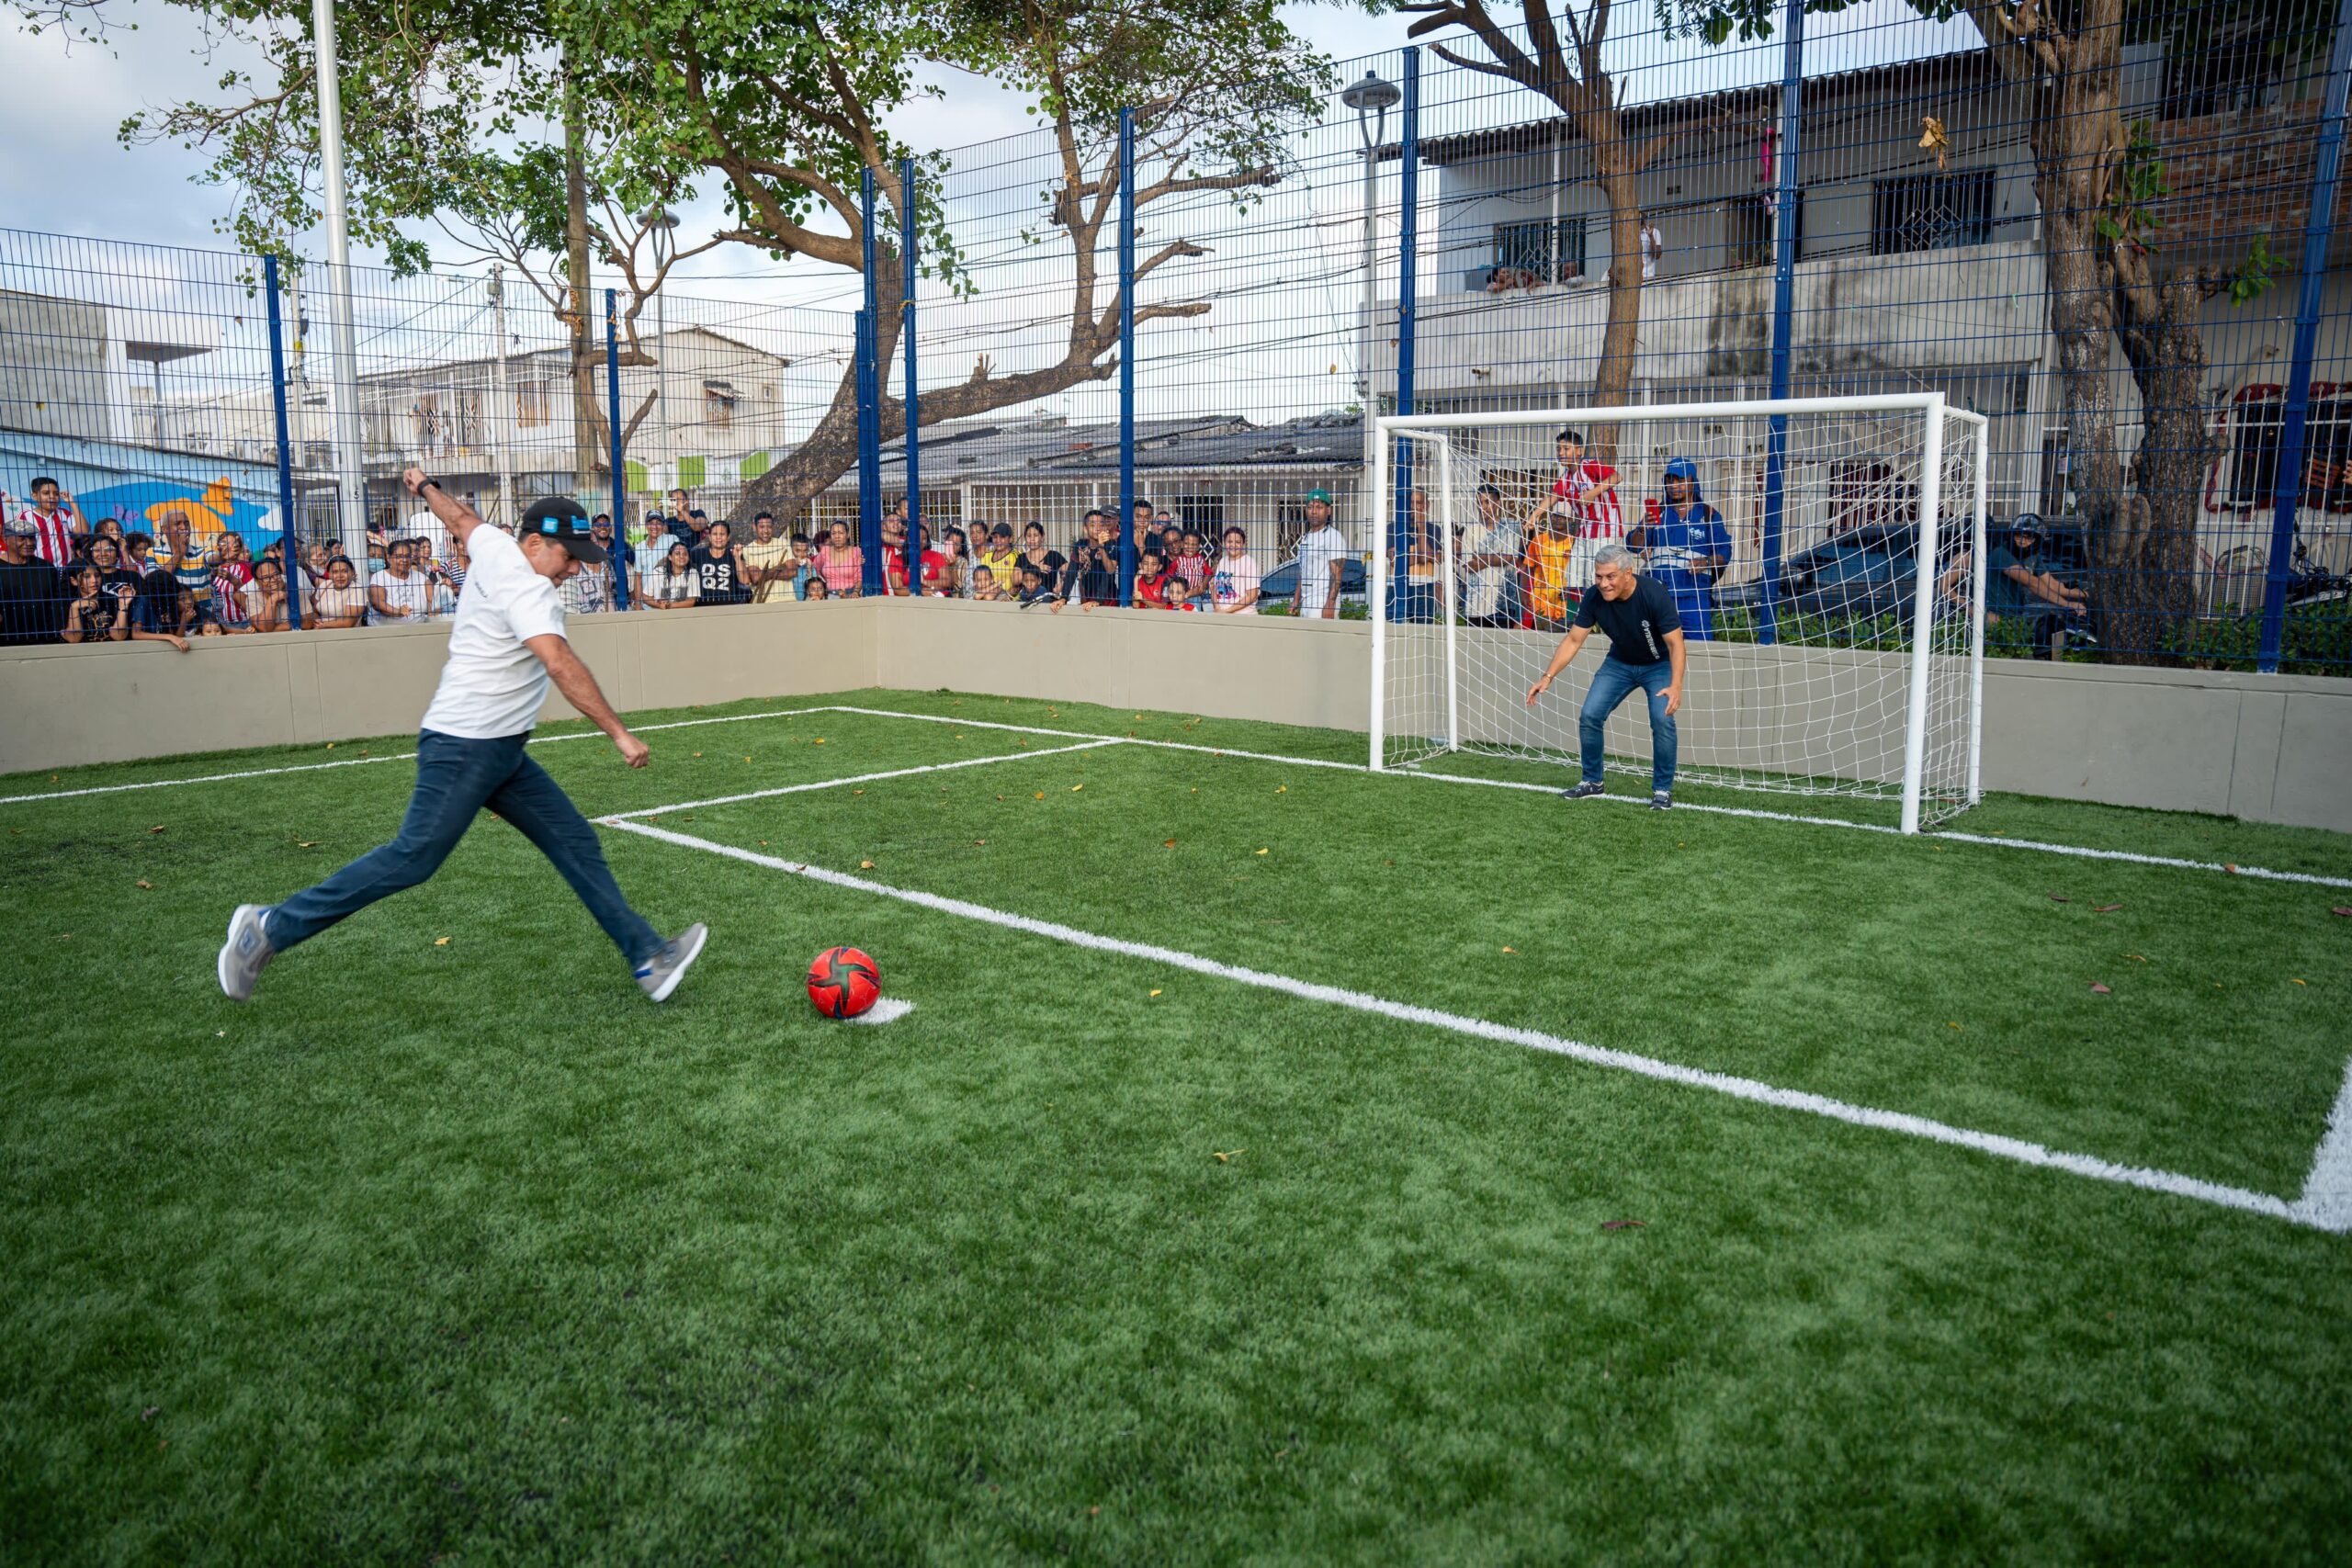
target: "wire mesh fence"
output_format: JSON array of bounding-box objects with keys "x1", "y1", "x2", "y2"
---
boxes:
[{"x1": 2, "y1": 0, "x2": 2346, "y2": 672}]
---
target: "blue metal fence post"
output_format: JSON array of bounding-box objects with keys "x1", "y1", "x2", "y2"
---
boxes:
[
  {"x1": 899, "y1": 156, "x2": 923, "y2": 593},
  {"x1": 854, "y1": 310, "x2": 884, "y2": 596},
  {"x1": 2260, "y1": 0, "x2": 2352, "y2": 671},
  {"x1": 1119, "y1": 107, "x2": 1139, "y2": 605},
  {"x1": 1759, "y1": 0, "x2": 1804, "y2": 647},
  {"x1": 1388, "y1": 49, "x2": 1419, "y2": 616},
  {"x1": 605, "y1": 288, "x2": 630, "y2": 609},
  {"x1": 263, "y1": 254, "x2": 303, "y2": 629},
  {"x1": 859, "y1": 167, "x2": 886, "y2": 596}
]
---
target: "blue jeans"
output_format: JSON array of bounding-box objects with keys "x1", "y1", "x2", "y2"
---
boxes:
[
  {"x1": 1579, "y1": 657, "x2": 1679, "y2": 792},
  {"x1": 264, "y1": 729, "x2": 661, "y2": 966}
]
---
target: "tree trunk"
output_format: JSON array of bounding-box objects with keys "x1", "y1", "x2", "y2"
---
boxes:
[
  {"x1": 1587, "y1": 111, "x2": 1643, "y2": 464},
  {"x1": 2110, "y1": 265, "x2": 2214, "y2": 662},
  {"x1": 2023, "y1": 11, "x2": 2127, "y2": 656},
  {"x1": 564, "y1": 75, "x2": 600, "y2": 494}
]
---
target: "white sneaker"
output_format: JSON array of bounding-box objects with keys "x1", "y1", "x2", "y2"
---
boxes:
[
  {"x1": 636, "y1": 923, "x2": 708, "y2": 1002},
  {"x1": 218, "y1": 904, "x2": 275, "y2": 1002}
]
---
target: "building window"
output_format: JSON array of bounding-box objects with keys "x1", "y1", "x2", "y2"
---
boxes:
[
  {"x1": 2161, "y1": 23, "x2": 2272, "y2": 118},
  {"x1": 1870, "y1": 168, "x2": 1996, "y2": 256},
  {"x1": 1728, "y1": 194, "x2": 1773, "y2": 270},
  {"x1": 1175, "y1": 495, "x2": 1225, "y2": 530},
  {"x1": 2225, "y1": 389, "x2": 2284, "y2": 512},
  {"x1": 703, "y1": 380, "x2": 738, "y2": 432},
  {"x1": 1490, "y1": 218, "x2": 1586, "y2": 286},
  {"x1": 517, "y1": 379, "x2": 549, "y2": 427}
]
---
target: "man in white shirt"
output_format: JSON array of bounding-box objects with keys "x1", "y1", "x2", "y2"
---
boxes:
[
  {"x1": 1639, "y1": 220, "x2": 1664, "y2": 281},
  {"x1": 1459, "y1": 482, "x2": 1522, "y2": 627},
  {"x1": 1290, "y1": 489, "x2": 1349, "y2": 619},
  {"x1": 219, "y1": 470, "x2": 706, "y2": 1004}
]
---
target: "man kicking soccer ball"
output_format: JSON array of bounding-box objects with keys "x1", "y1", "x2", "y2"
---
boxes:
[
  {"x1": 219, "y1": 468, "x2": 706, "y2": 1002},
  {"x1": 1524, "y1": 543, "x2": 1686, "y2": 809}
]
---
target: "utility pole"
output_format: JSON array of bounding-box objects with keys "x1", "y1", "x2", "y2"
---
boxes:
[
  {"x1": 309, "y1": 0, "x2": 371, "y2": 567},
  {"x1": 490, "y1": 265, "x2": 515, "y2": 528}
]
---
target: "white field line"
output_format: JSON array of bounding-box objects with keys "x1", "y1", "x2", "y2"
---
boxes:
[
  {"x1": 16, "y1": 695, "x2": 2352, "y2": 893},
  {"x1": 2291, "y1": 1058, "x2": 2352, "y2": 1231},
  {"x1": 814, "y1": 705, "x2": 2352, "y2": 890},
  {"x1": 603, "y1": 815, "x2": 2332, "y2": 1234},
  {"x1": 600, "y1": 739, "x2": 1125, "y2": 820},
  {"x1": 852, "y1": 998, "x2": 917, "y2": 1026},
  {"x1": 0, "y1": 707, "x2": 833, "y2": 807}
]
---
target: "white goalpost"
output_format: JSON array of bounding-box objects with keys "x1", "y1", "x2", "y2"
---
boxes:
[{"x1": 1370, "y1": 395, "x2": 1989, "y2": 833}]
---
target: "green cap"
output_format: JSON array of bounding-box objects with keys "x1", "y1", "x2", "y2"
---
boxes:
[{"x1": 1307, "y1": 488, "x2": 1333, "y2": 504}]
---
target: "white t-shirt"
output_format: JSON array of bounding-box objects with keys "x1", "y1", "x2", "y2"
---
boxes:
[
  {"x1": 1640, "y1": 224, "x2": 1663, "y2": 280},
  {"x1": 1460, "y1": 514, "x2": 1522, "y2": 620},
  {"x1": 1211, "y1": 551, "x2": 1261, "y2": 615},
  {"x1": 419, "y1": 525, "x2": 567, "y2": 739},
  {"x1": 369, "y1": 568, "x2": 433, "y2": 624},
  {"x1": 1293, "y1": 525, "x2": 1349, "y2": 617}
]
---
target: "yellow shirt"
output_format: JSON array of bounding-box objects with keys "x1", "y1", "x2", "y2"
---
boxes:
[
  {"x1": 1525, "y1": 531, "x2": 1577, "y2": 622},
  {"x1": 972, "y1": 546, "x2": 1019, "y2": 596},
  {"x1": 740, "y1": 538, "x2": 792, "y2": 603}
]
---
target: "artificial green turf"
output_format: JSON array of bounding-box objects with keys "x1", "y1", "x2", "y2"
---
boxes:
[{"x1": 4, "y1": 689, "x2": 2349, "y2": 1563}]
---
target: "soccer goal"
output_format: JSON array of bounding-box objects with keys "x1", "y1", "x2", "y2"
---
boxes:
[{"x1": 1371, "y1": 395, "x2": 1988, "y2": 832}]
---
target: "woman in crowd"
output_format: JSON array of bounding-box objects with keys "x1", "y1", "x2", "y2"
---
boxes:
[
  {"x1": 60, "y1": 565, "x2": 129, "y2": 643},
  {"x1": 816, "y1": 521, "x2": 864, "y2": 598},
  {"x1": 245, "y1": 558, "x2": 293, "y2": 633},
  {"x1": 1209, "y1": 525, "x2": 1261, "y2": 615},
  {"x1": 640, "y1": 539, "x2": 701, "y2": 609},
  {"x1": 1013, "y1": 522, "x2": 1065, "y2": 595},
  {"x1": 971, "y1": 525, "x2": 1018, "y2": 599},
  {"x1": 938, "y1": 527, "x2": 970, "y2": 598},
  {"x1": 309, "y1": 557, "x2": 368, "y2": 628}
]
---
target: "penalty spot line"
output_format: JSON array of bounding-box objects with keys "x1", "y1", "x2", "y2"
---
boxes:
[
  {"x1": 851, "y1": 998, "x2": 917, "y2": 1026},
  {"x1": 602, "y1": 815, "x2": 2335, "y2": 1235}
]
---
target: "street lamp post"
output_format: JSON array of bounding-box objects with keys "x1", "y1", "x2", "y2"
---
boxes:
[
  {"x1": 1343, "y1": 70, "x2": 1400, "y2": 553},
  {"x1": 639, "y1": 207, "x2": 679, "y2": 498}
]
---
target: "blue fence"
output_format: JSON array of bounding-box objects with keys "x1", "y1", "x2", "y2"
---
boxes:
[{"x1": 2, "y1": 0, "x2": 2348, "y2": 670}]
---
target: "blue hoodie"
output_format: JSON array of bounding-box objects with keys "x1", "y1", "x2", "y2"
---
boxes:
[{"x1": 1646, "y1": 457, "x2": 1731, "y2": 638}]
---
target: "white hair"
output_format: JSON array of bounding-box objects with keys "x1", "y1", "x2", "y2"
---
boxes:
[{"x1": 1594, "y1": 543, "x2": 1637, "y2": 575}]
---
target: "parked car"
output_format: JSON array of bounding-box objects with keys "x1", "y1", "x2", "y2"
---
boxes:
[
  {"x1": 1259, "y1": 552, "x2": 1368, "y2": 606},
  {"x1": 1714, "y1": 522, "x2": 1918, "y2": 629}
]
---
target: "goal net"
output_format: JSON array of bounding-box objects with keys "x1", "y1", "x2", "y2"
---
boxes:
[{"x1": 1372, "y1": 396, "x2": 1987, "y2": 832}]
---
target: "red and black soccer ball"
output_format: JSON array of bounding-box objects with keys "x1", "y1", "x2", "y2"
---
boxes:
[{"x1": 807, "y1": 945, "x2": 881, "y2": 1020}]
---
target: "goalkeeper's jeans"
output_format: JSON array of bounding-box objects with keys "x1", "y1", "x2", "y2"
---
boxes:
[
  {"x1": 263, "y1": 728, "x2": 663, "y2": 967},
  {"x1": 1578, "y1": 656, "x2": 1678, "y2": 792}
]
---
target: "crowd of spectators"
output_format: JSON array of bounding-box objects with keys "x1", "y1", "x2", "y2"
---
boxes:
[
  {"x1": 0, "y1": 477, "x2": 1302, "y2": 650},
  {"x1": 3, "y1": 439, "x2": 1792, "y2": 652}
]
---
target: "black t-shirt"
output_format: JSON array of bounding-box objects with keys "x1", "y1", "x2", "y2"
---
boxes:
[
  {"x1": 1016, "y1": 549, "x2": 1065, "y2": 591},
  {"x1": 689, "y1": 546, "x2": 748, "y2": 605},
  {"x1": 1071, "y1": 542, "x2": 1120, "y2": 604},
  {"x1": 1570, "y1": 573, "x2": 1681, "y2": 665},
  {"x1": 0, "y1": 558, "x2": 62, "y2": 645},
  {"x1": 132, "y1": 569, "x2": 185, "y2": 634}
]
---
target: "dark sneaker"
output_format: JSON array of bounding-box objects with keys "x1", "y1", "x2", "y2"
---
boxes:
[
  {"x1": 218, "y1": 903, "x2": 275, "y2": 1002},
  {"x1": 1650, "y1": 790, "x2": 1673, "y2": 810},
  {"x1": 636, "y1": 923, "x2": 708, "y2": 1002},
  {"x1": 1561, "y1": 782, "x2": 1606, "y2": 801}
]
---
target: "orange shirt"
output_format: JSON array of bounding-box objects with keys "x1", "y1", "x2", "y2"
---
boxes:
[{"x1": 1525, "y1": 531, "x2": 1578, "y2": 621}]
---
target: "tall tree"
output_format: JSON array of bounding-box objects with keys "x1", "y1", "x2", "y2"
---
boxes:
[
  {"x1": 1393, "y1": 2, "x2": 1730, "y2": 457},
  {"x1": 607, "y1": 0, "x2": 1326, "y2": 517},
  {"x1": 70, "y1": 0, "x2": 1331, "y2": 516},
  {"x1": 1689, "y1": 0, "x2": 2309, "y2": 663}
]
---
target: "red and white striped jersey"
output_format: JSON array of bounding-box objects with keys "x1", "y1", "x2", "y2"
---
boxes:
[
  {"x1": 13, "y1": 507, "x2": 75, "y2": 567},
  {"x1": 1552, "y1": 460, "x2": 1623, "y2": 539}
]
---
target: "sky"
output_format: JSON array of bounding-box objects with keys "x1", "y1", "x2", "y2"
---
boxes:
[
  {"x1": 0, "y1": 2, "x2": 1973, "y2": 431},
  {"x1": 0, "y1": 2, "x2": 1416, "y2": 269}
]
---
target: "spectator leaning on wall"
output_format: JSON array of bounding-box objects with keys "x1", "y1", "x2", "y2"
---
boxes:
[{"x1": 1, "y1": 520, "x2": 62, "y2": 643}]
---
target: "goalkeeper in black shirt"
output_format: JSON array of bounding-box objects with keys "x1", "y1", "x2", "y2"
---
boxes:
[{"x1": 1525, "y1": 544, "x2": 1687, "y2": 809}]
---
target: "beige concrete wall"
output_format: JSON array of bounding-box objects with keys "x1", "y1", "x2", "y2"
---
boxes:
[
  {"x1": 4, "y1": 598, "x2": 2345, "y2": 834},
  {"x1": 0, "y1": 601, "x2": 872, "y2": 773}
]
